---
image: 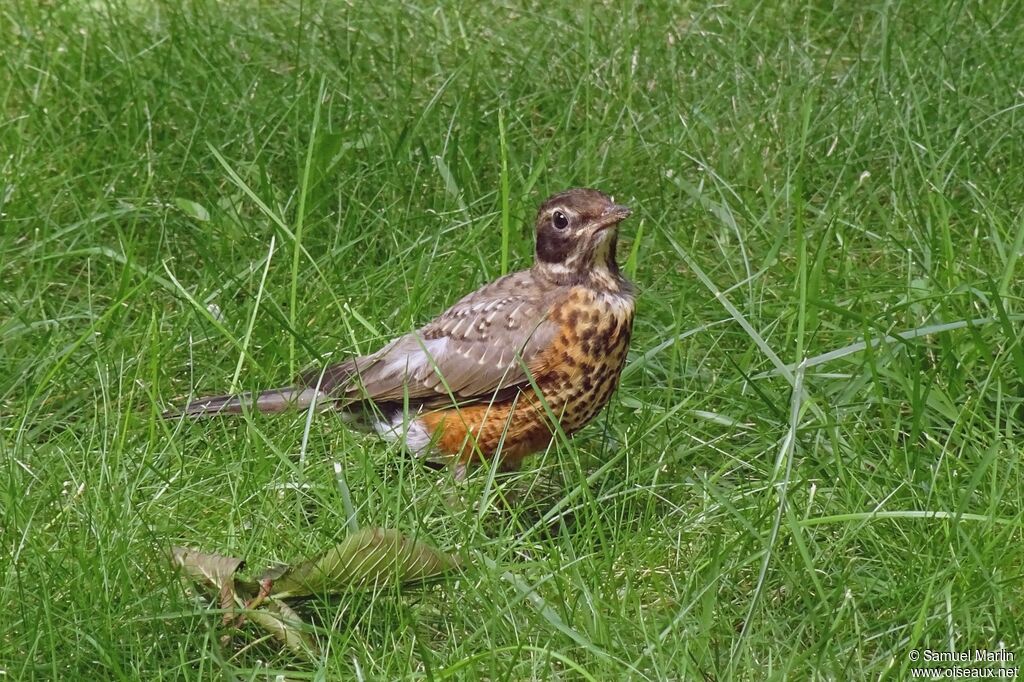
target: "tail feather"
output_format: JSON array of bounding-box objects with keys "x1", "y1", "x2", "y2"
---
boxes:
[{"x1": 163, "y1": 386, "x2": 328, "y2": 418}]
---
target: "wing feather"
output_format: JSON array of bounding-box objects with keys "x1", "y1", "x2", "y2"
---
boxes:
[{"x1": 305, "y1": 270, "x2": 561, "y2": 404}]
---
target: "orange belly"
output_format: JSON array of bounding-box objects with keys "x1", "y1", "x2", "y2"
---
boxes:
[{"x1": 418, "y1": 396, "x2": 554, "y2": 471}]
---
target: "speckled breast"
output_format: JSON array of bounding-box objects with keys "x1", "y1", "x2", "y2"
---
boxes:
[{"x1": 535, "y1": 286, "x2": 635, "y2": 433}]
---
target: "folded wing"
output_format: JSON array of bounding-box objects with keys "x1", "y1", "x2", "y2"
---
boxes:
[{"x1": 305, "y1": 272, "x2": 560, "y2": 405}]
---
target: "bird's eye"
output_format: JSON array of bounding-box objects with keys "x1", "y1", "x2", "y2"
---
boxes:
[{"x1": 552, "y1": 211, "x2": 569, "y2": 230}]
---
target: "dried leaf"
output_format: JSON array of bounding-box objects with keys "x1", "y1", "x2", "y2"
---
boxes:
[
  {"x1": 247, "y1": 599, "x2": 319, "y2": 659},
  {"x1": 171, "y1": 546, "x2": 245, "y2": 599},
  {"x1": 265, "y1": 527, "x2": 459, "y2": 597}
]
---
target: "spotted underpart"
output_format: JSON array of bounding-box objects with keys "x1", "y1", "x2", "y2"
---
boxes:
[{"x1": 417, "y1": 285, "x2": 634, "y2": 471}]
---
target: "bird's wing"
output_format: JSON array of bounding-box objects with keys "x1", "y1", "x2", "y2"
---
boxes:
[{"x1": 306, "y1": 271, "x2": 562, "y2": 403}]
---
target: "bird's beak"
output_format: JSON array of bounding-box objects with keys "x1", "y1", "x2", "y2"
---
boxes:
[{"x1": 594, "y1": 204, "x2": 631, "y2": 231}]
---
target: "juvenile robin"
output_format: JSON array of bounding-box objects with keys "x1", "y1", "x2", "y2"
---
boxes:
[{"x1": 166, "y1": 188, "x2": 635, "y2": 477}]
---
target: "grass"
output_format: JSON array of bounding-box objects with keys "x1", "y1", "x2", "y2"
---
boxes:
[{"x1": 2, "y1": 0, "x2": 1023, "y2": 678}]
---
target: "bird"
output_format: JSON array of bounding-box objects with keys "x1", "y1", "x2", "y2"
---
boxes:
[{"x1": 165, "y1": 188, "x2": 635, "y2": 478}]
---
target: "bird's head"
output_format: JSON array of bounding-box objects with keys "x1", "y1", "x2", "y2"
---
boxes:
[{"x1": 532, "y1": 188, "x2": 632, "y2": 289}]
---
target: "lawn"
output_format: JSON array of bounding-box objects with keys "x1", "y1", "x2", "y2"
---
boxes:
[{"x1": 2, "y1": 0, "x2": 1023, "y2": 679}]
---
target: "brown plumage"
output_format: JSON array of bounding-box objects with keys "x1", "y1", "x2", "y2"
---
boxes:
[{"x1": 165, "y1": 188, "x2": 636, "y2": 477}]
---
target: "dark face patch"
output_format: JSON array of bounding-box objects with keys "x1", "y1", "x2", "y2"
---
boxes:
[{"x1": 535, "y1": 220, "x2": 574, "y2": 263}]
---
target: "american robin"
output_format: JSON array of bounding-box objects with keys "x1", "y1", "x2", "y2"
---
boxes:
[{"x1": 166, "y1": 188, "x2": 635, "y2": 477}]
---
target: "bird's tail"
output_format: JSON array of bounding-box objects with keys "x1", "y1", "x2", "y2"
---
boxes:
[{"x1": 162, "y1": 386, "x2": 329, "y2": 418}]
